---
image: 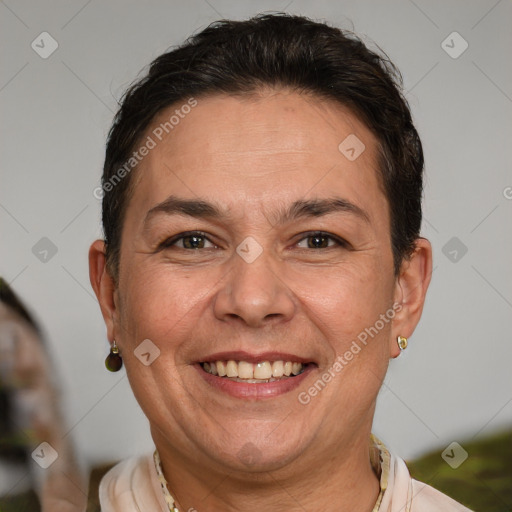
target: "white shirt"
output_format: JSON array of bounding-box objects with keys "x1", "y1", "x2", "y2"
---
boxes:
[{"x1": 99, "y1": 436, "x2": 473, "y2": 511}]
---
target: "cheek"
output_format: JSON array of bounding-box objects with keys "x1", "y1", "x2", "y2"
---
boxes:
[
  {"x1": 297, "y1": 261, "x2": 392, "y2": 353},
  {"x1": 304, "y1": 256, "x2": 392, "y2": 312},
  {"x1": 118, "y1": 263, "x2": 203, "y2": 345},
  {"x1": 307, "y1": 266, "x2": 393, "y2": 406}
]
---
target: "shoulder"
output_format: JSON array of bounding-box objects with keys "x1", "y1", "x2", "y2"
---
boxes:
[
  {"x1": 98, "y1": 452, "x2": 168, "y2": 512},
  {"x1": 409, "y1": 478, "x2": 473, "y2": 511},
  {"x1": 373, "y1": 436, "x2": 473, "y2": 512}
]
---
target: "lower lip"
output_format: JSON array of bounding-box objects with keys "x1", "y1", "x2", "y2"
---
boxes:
[{"x1": 195, "y1": 364, "x2": 315, "y2": 399}]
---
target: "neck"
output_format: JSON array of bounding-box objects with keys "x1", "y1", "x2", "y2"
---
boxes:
[{"x1": 153, "y1": 428, "x2": 381, "y2": 512}]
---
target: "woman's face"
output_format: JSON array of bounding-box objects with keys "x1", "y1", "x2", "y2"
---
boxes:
[{"x1": 93, "y1": 90, "x2": 427, "y2": 473}]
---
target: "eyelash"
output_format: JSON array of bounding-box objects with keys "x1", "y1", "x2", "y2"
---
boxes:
[{"x1": 158, "y1": 231, "x2": 349, "y2": 251}]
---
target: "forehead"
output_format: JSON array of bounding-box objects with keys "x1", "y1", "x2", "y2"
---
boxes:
[{"x1": 127, "y1": 90, "x2": 386, "y2": 226}]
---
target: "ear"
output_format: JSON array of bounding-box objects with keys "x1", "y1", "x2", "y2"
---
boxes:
[
  {"x1": 389, "y1": 237, "x2": 433, "y2": 358},
  {"x1": 88, "y1": 240, "x2": 118, "y2": 343}
]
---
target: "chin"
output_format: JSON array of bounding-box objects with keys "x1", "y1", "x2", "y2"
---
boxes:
[{"x1": 206, "y1": 423, "x2": 311, "y2": 473}]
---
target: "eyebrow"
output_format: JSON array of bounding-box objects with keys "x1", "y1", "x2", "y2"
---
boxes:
[{"x1": 144, "y1": 194, "x2": 371, "y2": 227}]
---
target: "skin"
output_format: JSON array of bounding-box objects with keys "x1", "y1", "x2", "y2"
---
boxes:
[{"x1": 89, "y1": 89, "x2": 432, "y2": 511}]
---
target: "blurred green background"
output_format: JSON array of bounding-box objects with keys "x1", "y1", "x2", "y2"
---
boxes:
[{"x1": 407, "y1": 429, "x2": 512, "y2": 511}]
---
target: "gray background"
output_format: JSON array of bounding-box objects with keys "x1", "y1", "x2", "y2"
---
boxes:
[{"x1": 1, "y1": 0, "x2": 511, "y2": 476}]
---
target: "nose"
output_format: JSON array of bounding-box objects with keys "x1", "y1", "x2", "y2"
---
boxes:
[{"x1": 213, "y1": 247, "x2": 297, "y2": 328}]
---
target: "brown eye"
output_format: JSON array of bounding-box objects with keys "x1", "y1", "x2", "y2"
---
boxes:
[
  {"x1": 159, "y1": 231, "x2": 216, "y2": 250},
  {"x1": 296, "y1": 232, "x2": 347, "y2": 249},
  {"x1": 181, "y1": 234, "x2": 207, "y2": 249}
]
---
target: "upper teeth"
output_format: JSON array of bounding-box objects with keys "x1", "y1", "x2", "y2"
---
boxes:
[{"x1": 202, "y1": 360, "x2": 304, "y2": 379}]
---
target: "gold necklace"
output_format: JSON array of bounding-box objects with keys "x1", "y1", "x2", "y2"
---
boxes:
[{"x1": 153, "y1": 450, "x2": 180, "y2": 512}]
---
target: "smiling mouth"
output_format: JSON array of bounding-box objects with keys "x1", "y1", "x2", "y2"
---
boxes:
[{"x1": 200, "y1": 360, "x2": 309, "y2": 383}]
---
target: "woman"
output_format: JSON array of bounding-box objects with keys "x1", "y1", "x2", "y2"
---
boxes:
[{"x1": 89, "y1": 13, "x2": 472, "y2": 511}]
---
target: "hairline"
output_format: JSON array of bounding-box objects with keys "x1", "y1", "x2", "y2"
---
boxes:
[{"x1": 106, "y1": 87, "x2": 396, "y2": 280}]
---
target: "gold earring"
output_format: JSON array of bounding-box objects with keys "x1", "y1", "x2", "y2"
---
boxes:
[
  {"x1": 397, "y1": 335, "x2": 408, "y2": 350},
  {"x1": 105, "y1": 340, "x2": 123, "y2": 372}
]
